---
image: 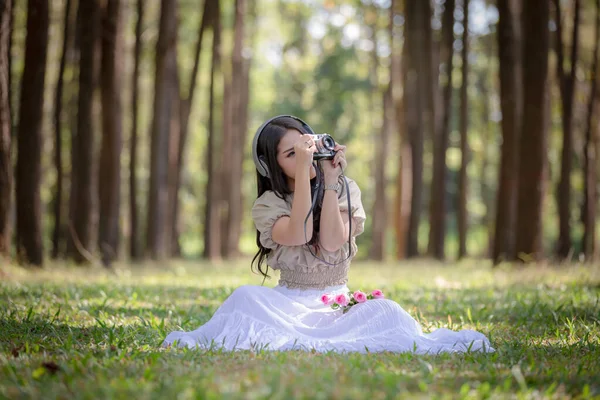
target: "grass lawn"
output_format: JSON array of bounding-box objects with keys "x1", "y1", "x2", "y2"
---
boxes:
[{"x1": 1, "y1": 259, "x2": 599, "y2": 399}]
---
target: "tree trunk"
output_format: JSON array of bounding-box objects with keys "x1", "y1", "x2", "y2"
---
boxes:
[
  {"x1": 15, "y1": 0, "x2": 49, "y2": 266},
  {"x1": 67, "y1": 0, "x2": 100, "y2": 264},
  {"x1": 50, "y1": 0, "x2": 72, "y2": 259},
  {"x1": 479, "y1": 34, "x2": 495, "y2": 257},
  {"x1": 582, "y1": 0, "x2": 599, "y2": 261},
  {"x1": 129, "y1": 0, "x2": 144, "y2": 261},
  {"x1": 369, "y1": 2, "x2": 386, "y2": 261},
  {"x1": 404, "y1": 0, "x2": 426, "y2": 258},
  {"x1": 371, "y1": 85, "x2": 392, "y2": 261},
  {"x1": 392, "y1": 0, "x2": 410, "y2": 260},
  {"x1": 171, "y1": 0, "x2": 212, "y2": 258},
  {"x1": 219, "y1": 61, "x2": 233, "y2": 258},
  {"x1": 427, "y1": 0, "x2": 455, "y2": 260},
  {"x1": 515, "y1": 0, "x2": 550, "y2": 261},
  {"x1": 98, "y1": 0, "x2": 123, "y2": 266},
  {"x1": 554, "y1": 0, "x2": 581, "y2": 260},
  {"x1": 457, "y1": 0, "x2": 470, "y2": 260},
  {"x1": 493, "y1": 0, "x2": 522, "y2": 264},
  {"x1": 147, "y1": 0, "x2": 178, "y2": 260},
  {"x1": 0, "y1": 0, "x2": 11, "y2": 258},
  {"x1": 203, "y1": 0, "x2": 222, "y2": 260},
  {"x1": 225, "y1": 0, "x2": 249, "y2": 258},
  {"x1": 229, "y1": 0, "x2": 256, "y2": 260}
]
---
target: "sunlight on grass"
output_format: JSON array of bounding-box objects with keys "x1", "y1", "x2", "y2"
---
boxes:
[{"x1": 1, "y1": 259, "x2": 599, "y2": 399}]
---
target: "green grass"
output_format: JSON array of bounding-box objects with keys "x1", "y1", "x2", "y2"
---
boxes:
[{"x1": 1, "y1": 259, "x2": 599, "y2": 399}]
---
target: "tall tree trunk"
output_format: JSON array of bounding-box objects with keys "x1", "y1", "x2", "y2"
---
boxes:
[
  {"x1": 146, "y1": 0, "x2": 178, "y2": 260},
  {"x1": 166, "y1": 64, "x2": 181, "y2": 258},
  {"x1": 203, "y1": 0, "x2": 222, "y2": 260},
  {"x1": 0, "y1": 0, "x2": 11, "y2": 258},
  {"x1": 582, "y1": 0, "x2": 599, "y2": 261},
  {"x1": 371, "y1": 85, "x2": 392, "y2": 261},
  {"x1": 554, "y1": 0, "x2": 581, "y2": 260},
  {"x1": 98, "y1": 0, "x2": 123, "y2": 266},
  {"x1": 428, "y1": 0, "x2": 455, "y2": 260},
  {"x1": 479, "y1": 34, "x2": 495, "y2": 257},
  {"x1": 369, "y1": 2, "x2": 386, "y2": 261},
  {"x1": 392, "y1": 0, "x2": 411, "y2": 260},
  {"x1": 129, "y1": 0, "x2": 143, "y2": 261},
  {"x1": 404, "y1": 0, "x2": 426, "y2": 258},
  {"x1": 515, "y1": 0, "x2": 550, "y2": 261},
  {"x1": 225, "y1": 0, "x2": 249, "y2": 258},
  {"x1": 171, "y1": 0, "x2": 212, "y2": 258},
  {"x1": 457, "y1": 0, "x2": 470, "y2": 260},
  {"x1": 219, "y1": 62, "x2": 233, "y2": 257},
  {"x1": 67, "y1": 0, "x2": 100, "y2": 264},
  {"x1": 15, "y1": 0, "x2": 49, "y2": 266},
  {"x1": 51, "y1": 0, "x2": 72, "y2": 259},
  {"x1": 233, "y1": 0, "x2": 256, "y2": 258},
  {"x1": 8, "y1": 0, "x2": 14, "y2": 144},
  {"x1": 493, "y1": 0, "x2": 522, "y2": 264}
]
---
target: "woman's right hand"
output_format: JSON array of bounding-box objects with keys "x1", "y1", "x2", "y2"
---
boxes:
[{"x1": 294, "y1": 135, "x2": 316, "y2": 173}]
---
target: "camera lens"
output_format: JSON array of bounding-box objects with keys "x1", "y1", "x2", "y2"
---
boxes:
[{"x1": 322, "y1": 135, "x2": 335, "y2": 151}]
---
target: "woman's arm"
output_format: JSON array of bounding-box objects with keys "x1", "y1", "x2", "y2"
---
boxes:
[
  {"x1": 271, "y1": 167, "x2": 314, "y2": 246},
  {"x1": 319, "y1": 186, "x2": 350, "y2": 252}
]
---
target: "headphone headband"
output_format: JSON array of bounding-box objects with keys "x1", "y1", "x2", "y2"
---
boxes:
[{"x1": 252, "y1": 115, "x2": 315, "y2": 178}]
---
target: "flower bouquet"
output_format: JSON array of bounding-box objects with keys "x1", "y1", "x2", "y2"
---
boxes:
[{"x1": 320, "y1": 289, "x2": 385, "y2": 314}]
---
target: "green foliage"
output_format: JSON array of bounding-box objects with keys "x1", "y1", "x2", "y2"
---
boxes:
[{"x1": 1, "y1": 261, "x2": 599, "y2": 398}]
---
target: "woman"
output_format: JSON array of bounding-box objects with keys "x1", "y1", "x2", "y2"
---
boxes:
[{"x1": 162, "y1": 115, "x2": 493, "y2": 354}]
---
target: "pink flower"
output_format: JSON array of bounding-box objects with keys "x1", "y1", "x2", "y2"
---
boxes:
[
  {"x1": 371, "y1": 289, "x2": 385, "y2": 299},
  {"x1": 334, "y1": 293, "x2": 350, "y2": 307},
  {"x1": 321, "y1": 294, "x2": 334, "y2": 306},
  {"x1": 353, "y1": 290, "x2": 367, "y2": 303}
]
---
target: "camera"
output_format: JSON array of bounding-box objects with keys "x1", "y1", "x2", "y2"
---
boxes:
[{"x1": 308, "y1": 133, "x2": 336, "y2": 160}]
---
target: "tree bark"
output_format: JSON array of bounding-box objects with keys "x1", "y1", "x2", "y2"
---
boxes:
[
  {"x1": 427, "y1": 0, "x2": 455, "y2": 260},
  {"x1": 15, "y1": 0, "x2": 49, "y2": 266},
  {"x1": 129, "y1": 0, "x2": 144, "y2": 261},
  {"x1": 404, "y1": 0, "x2": 426, "y2": 258},
  {"x1": 515, "y1": 0, "x2": 550, "y2": 261},
  {"x1": 0, "y1": 0, "x2": 11, "y2": 258},
  {"x1": 222, "y1": 0, "x2": 250, "y2": 258},
  {"x1": 392, "y1": 0, "x2": 410, "y2": 260},
  {"x1": 230, "y1": 0, "x2": 255, "y2": 259},
  {"x1": 493, "y1": 0, "x2": 522, "y2": 264},
  {"x1": 203, "y1": 0, "x2": 222, "y2": 260},
  {"x1": 582, "y1": 0, "x2": 599, "y2": 261},
  {"x1": 50, "y1": 0, "x2": 73, "y2": 259},
  {"x1": 98, "y1": 0, "x2": 123, "y2": 266},
  {"x1": 67, "y1": 0, "x2": 100, "y2": 264},
  {"x1": 457, "y1": 0, "x2": 470, "y2": 260},
  {"x1": 369, "y1": 3, "x2": 387, "y2": 261},
  {"x1": 147, "y1": 0, "x2": 178, "y2": 260},
  {"x1": 171, "y1": 0, "x2": 212, "y2": 258},
  {"x1": 554, "y1": 0, "x2": 581, "y2": 260}
]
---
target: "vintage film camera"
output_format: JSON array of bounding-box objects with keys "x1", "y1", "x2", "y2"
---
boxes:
[{"x1": 308, "y1": 134, "x2": 336, "y2": 160}]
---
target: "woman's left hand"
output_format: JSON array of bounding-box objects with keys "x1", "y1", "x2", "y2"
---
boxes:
[{"x1": 321, "y1": 143, "x2": 347, "y2": 184}]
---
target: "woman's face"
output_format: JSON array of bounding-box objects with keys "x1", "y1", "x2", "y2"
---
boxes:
[{"x1": 276, "y1": 128, "x2": 317, "y2": 187}]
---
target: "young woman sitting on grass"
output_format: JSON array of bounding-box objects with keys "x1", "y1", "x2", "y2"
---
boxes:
[{"x1": 162, "y1": 115, "x2": 494, "y2": 353}]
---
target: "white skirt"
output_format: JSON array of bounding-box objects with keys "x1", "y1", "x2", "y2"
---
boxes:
[{"x1": 162, "y1": 284, "x2": 494, "y2": 354}]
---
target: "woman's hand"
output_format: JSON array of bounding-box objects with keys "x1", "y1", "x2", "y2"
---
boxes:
[
  {"x1": 321, "y1": 143, "x2": 347, "y2": 184},
  {"x1": 294, "y1": 135, "x2": 317, "y2": 175}
]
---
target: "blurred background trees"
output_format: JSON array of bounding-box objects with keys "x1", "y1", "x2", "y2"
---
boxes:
[{"x1": 0, "y1": 0, "x2": 598, "y2": 268}]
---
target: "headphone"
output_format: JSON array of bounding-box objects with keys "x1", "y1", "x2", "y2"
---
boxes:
[{"x1": 252, "y1": 115, "x2": 315, "y2": 179}]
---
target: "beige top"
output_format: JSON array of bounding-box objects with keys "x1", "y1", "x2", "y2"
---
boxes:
[{"x1": 251, "y1": 177, "x2": 366, "y2": 290}]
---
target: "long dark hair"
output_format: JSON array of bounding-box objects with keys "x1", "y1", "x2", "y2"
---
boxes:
[{"x1": 251, "y1": 116, "x2": 324, "y2": 281}]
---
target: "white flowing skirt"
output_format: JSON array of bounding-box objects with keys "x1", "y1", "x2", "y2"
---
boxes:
[{"x1": 162, "y1": 284, "x2": 494, "y2": 354}]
